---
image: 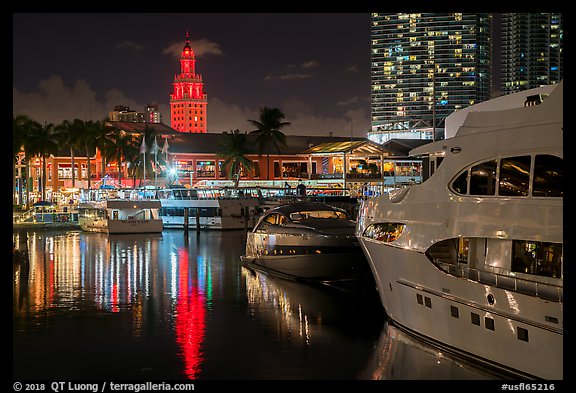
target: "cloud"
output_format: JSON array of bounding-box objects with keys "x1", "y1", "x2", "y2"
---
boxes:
[
  {"x1": 337, "y1": 96, "x2": 368, "y2": 106},
  {"x1": 163, "y1": 38, "x2": 224, "y2": 59},
  {"x1": 280, "y1": 98, "x2": 369, "y2": 137},
  {"x1": 280, "y1": 105, "x2": 370, "y2": 137},
  {"x1": 264, "y1": 73, "x2": 314, "y2": 81},
  {"x1": 12, "y1": 76, "x2": 370, "y2": 139},
  {"x1": 116, "y1": 41, "x2": 147, "y2": 52},
  {"x1": 206, "y1": 97, "x2": 258, "y2": 133},
  {"x1": 265, "y1": 60, "x2": 320, "y2": 81},
  {"x1": 288, "y1": 60, "x2": 320, "y2": 69},
  {"x1": 206, "y1": 96, "x2": 370, "y2": 138},
  {"x1": 346, "y1": 65, "x2": 359, "y2": 73},
  {"x1": 13, "y1": 76, "x2": 145, "y2": 124}
]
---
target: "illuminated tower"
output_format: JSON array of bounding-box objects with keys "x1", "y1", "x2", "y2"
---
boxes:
[{"x1": 170, "y1": 32, "x2": 207, "y2": 133}]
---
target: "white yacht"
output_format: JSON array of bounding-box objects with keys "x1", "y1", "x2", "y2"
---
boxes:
[
  {"x1": 242, "y1": 202, "x2": 370, "y2": 283},
  {"x1": 356, "y1": 82, "x2": 563, "y2": 379},
  {"x1": 78, "y1": 189, "x2": 163, "y2": 234},
  {"x1": 157, "y1": 186, "x2": 261, "y2": 230}
]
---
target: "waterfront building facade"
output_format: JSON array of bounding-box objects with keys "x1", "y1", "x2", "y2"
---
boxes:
[
  {"x1": 501, "y1": 13, "x2": 563, "y2": 95},
  {"x1": 13, "y1": 122, "x2": 423, "y2": 206},
  {"x1": 369, "y1": 13, "x2": 492, "y2": 144},
  {"x1": 170, "y1": 32, "x2": 207, "y2": 133}
]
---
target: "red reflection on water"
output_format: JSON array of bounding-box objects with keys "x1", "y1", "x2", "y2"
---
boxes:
[
  {"x1": 174, "y1": 248, "x2": 206, "y2": 379},
  {"x1": 111, "y1": 283, "x2": 119, "y2": 313}
]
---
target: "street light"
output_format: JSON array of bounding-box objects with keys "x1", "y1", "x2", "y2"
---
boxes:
[{"x1": 168, "y1": 167, "x2": 177, "y2": 185}]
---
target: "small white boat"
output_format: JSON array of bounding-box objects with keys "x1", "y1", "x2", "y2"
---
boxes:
[
  {"x1": 78, "y1": 189, "x2": 163, "y2": 234},
  {"x1": 241, "y1": 202, "x2": 369, "y2": 282},
  {"x1": 158, "y1": 186, "x2": 261, "y2": 230}
]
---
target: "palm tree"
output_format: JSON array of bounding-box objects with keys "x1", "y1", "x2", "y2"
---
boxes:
[
  {"x1": 219, "y1": 130, "x2": 255, "y2": 187},
  {"x1": 103, "y1": 128, "x2": 139, "y2": 188},
  {"x1": 79, "y1": 120, "x2": 101, "y2": 190},
  {"x1": 93, "y1": 120, "x2": 118, "y2": 182},
  {"x1": 26, "y1": 122, "x2": 59, "y2": 201},
  {"x1": 121, "y1": 139, "x2": 142, "y2": 189},
  {"x1": 13, "y1": 115, "x2": 36, "y2": 207},
  {"x1": 55, "y1": 118, "x2": 84, "y2": 188},
  {"x1": 248, "y1": 107, "x2": 290, "y2": 180}
]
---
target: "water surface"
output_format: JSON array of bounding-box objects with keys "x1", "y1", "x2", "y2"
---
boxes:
[{"x1": 13, "y1": 229, "x2": 507, "y2": 380}]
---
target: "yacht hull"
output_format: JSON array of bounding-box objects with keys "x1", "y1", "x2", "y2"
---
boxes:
[
  {"x1": 246, "y1": 252, "x2": 366, "y2": 280},
  {"x1": 79, "y1": 217, "x2": 163, "y2": 234},
  {"x1": 78, "y1": 199, "x2": 164, "y2": 234},
  {"x1": 359, "y1": 234, "x2": 563, "y2": 380}
]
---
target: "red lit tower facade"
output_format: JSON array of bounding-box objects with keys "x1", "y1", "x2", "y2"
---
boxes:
[{"x1": 170, "y1": 32, "x2": 207, "y2": 133}]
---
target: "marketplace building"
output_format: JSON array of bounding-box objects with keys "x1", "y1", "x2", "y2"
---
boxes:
[{"x1": 13, "y1": 121, "x2": 425, "y2": 206}]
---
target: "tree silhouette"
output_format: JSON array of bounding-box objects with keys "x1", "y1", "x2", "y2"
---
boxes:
[{"x1": 248, "y1": 107, "x2": 290, "y2": 180}]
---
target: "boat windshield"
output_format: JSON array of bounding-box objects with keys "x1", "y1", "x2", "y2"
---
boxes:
[{"x1": 289, "y1": 210, "x2": 349, "y2": 221}]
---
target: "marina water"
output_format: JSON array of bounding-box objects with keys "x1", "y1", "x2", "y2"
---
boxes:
[{"x1": 13, "y1": 228, "x2": 509, "y2": 380}]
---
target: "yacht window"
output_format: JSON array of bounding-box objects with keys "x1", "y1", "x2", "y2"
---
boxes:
[
  {"x1": 424, "y1": 297, "x2": 432, "y2": 308},
  {"x1": 450, "y1": 305, "x2": 459, "y2": 318},
  {"x1": 517, "y1": 327, "x2": 529, "y2": 342},
  {"x1": 498, "y1": 156, "x2": 531, "y2": 196},
  {"x1": 416, "y1": 294, "x2": 423, "y2": 305},
  {"x1": 471, "y1": 313, "x2": 480, "y2": 326},
  {"x1": 264, "y1": 214, "x2": 278, "y2": 225},
  {"x1": 289, "y1": 210, "x2": 348, "y2": 220},
  {"x1": 160, "y1": 207, "x2": 184, "y2": 217},
  {"x1": 512, "y1": 240, "x2": 562, "y2": 279},
  {"x1": 533, "y1": 155, "x2": 563, "y2": 197},
  {"x1": 362, "y1": 223, "x2": 405, "y2": 243},
  {"x1": 256, "y1": 215, "x2": 276, "y2": 231},
  {"x1": 470, "y1": 160, "x2": 496, "y2": 195},
  {"x1": 485, "y1": 317, "x2": 495, "y2": 331},
  {"x1": 184, "y1": 207, "x2": 218, "y2": 217},
  {"x1": 451, "y1": 170, "x2": 468, "y2": 194}
]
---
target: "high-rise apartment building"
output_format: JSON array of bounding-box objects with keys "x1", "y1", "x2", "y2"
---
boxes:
[
  {"x1": 501, "y1": 13, "x2": 563, "y2": 95},
  {"x1": 109, "y1": 105, "x2": 144, "y2": 122},
  {"x1": 370, "y1": 13, "x2": 492, "y2": 143},
  {"x1": 170, "y1": 32, "x2": 208, "y2": 133},
  {"x1": 145, "y1": 104, "x2": 162, "y2": 123}
]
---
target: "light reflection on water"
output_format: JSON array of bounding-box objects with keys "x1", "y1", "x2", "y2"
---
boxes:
[{"x1": 13, "y1": 229, "x2": 507, "y2": 380}]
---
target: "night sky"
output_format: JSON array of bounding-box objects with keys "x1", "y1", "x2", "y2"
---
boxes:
[{"x1": 13, "y1": 13, "x2": 372, "y2": 137}]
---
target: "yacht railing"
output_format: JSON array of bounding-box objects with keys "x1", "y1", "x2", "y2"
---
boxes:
[
  {"x1": 79, "y1": 188, "x2": 158, "y2": 203},
  {"x1": 14, "y1": 210, "x2": 79, "y2": 224},
  {"x1": 437, "y1": 262, "x2": 563, "y2": 303}
]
